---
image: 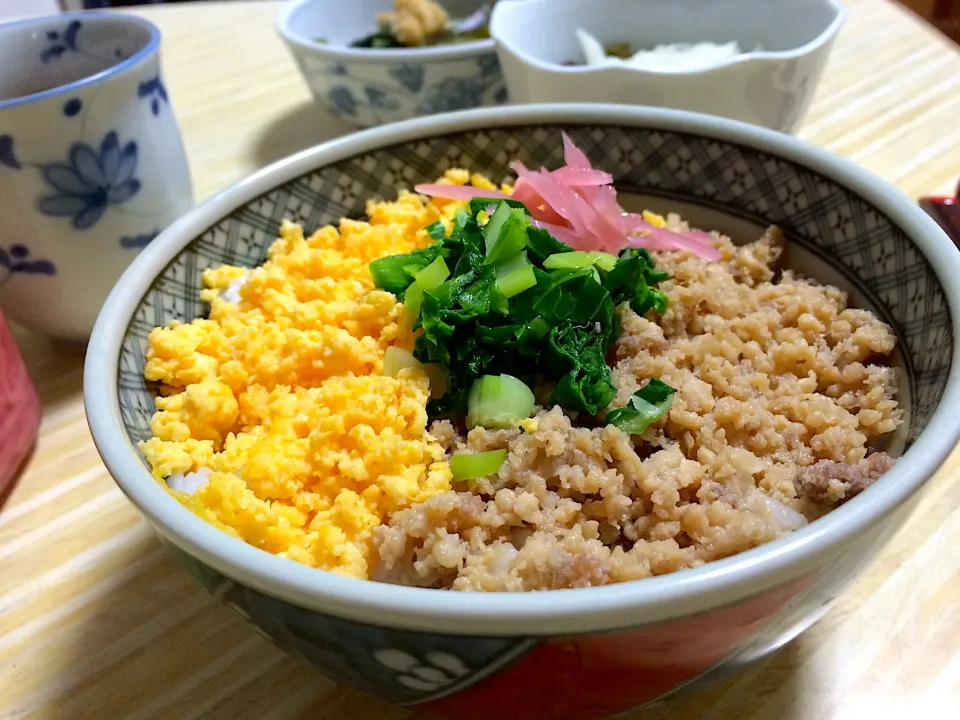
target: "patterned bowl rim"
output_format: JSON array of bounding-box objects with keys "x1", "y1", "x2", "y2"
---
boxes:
[
  {"x1": 276, "y1": 0, "x2": 496, "y2": 63},
  {"x1": 84, "y1": 104, "x2": 960, "y2": 636}
]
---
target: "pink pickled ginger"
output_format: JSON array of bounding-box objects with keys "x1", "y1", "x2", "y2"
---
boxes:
[
  {"x1": 413, "y1": 183, "x2": 511, "y2": 202},
  {"x1": 414, "y1": 133, "x2": 721, "y2": 261}
]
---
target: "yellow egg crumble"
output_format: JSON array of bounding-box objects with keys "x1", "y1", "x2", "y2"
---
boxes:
[{"x1": 141, "y1": 170, "x2": 507, "y2": 579}]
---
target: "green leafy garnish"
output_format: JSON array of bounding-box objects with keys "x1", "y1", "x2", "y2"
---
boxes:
[
  {"x1": 368, "y1": 245, "x2": 444, "y2": 296},
  {"x1": 604, "y1": 248, "x2": 670, "y2": 315},
  {"x1": 525, "y1": 226, "x2": 571, "y2": 265},
  {"x1": 543, "y1": 325, "x2": 616, "y2": 414},
  {"x1": 605, "y1": 379, "x2": 677, "y2": 434},
  {"x1": 510, "y1": 267, "x2": 614, "y2": 336},
  {"x1": 368, "y1": 198, "x2": 671, "y2": 420}
]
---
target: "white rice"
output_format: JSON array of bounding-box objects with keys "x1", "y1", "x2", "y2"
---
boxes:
[
  {"x1": 219, "y1": 275, "x2": 248, "y2": 305},
  {"x1": 166, "y1": 467, "x2": 212, "y2": 495},
  {"x1": 575, "y1": 28, "x2": 747, "y2": 71},
  {"x1": 758, "y1": 494, "x2": 809, "y2": 532}
]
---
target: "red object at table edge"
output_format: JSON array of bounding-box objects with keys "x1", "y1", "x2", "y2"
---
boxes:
[
  {"x1": 422, "y1": 576, "x2": 812, "y2": 720},
  {"x1": 920, "y1": 181, "x2": 960, "y2": 248},
  {"x1": 0, "y1": 311, "x2": 41, "y2": 497}
]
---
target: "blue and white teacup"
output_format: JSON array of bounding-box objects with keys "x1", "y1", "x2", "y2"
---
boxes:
[{"x1": 0, "y1": 12, "x2": 192, "y2": 342}]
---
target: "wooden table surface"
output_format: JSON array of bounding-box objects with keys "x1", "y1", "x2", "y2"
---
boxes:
[{"x1": 3, "y1": 1, "x2": 960, "y2": 718}]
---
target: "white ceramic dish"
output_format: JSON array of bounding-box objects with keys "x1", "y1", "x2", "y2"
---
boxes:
[
  {"x1": 276, "y1": 0, "x2": 507, "y2": 128},
  {"x1": 490, "y1": 0, "x2": 845, "y2": 133}
]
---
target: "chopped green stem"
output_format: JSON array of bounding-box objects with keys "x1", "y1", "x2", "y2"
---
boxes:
[
  {"x1": 466, "y1": 374, "x2": 535, "y2": 429},
  {"x1": 482, "y1": 202, "x2": 512, "y2": 254},
  {"x1": 404, "y1": 256, "x2": 450, "y2": 319},
  {"x1": 544, "y1": 251, "x2": 617, "y2": 272},
  {"x1": 416, "y1": 256, "x2": 450, "y2": 290},
  {"x1": 383, "y1": 346, "x2": 448, "y2": 399},
  {"x1": 404, "y1": 282, "x2": 425, "y2": 319},
  {"x1": 494, "y1": 252, "x2": 537, "y2": 298},
  {"x1": 484, "y1": 205, "x2": 529, "y2": 265},
  {"x1": 383, "y1": 346, "x2": 420, "y2": 377},
  {"x1": 450, "y1": 449, "x2": 508, "y2": 481}
]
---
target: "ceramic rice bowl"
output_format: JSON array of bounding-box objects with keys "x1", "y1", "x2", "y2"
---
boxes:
[
  {"x1": 84, "y1": 105, "x2": 960, "y2": 720},
  {"x1": 276, "y1": 0, "x2": 507, "y2": 129}
]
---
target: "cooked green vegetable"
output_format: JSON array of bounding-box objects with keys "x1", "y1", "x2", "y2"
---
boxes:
[
  {"x1": 351, "y1": 30, "x2": 404, "y2": 49},
  {"x1": 466, "y1": 374, "x2": 536, "y2": 429},
  {"x1": 544, "y1": 324, "x2": 616, "y2": 414},
  {"x1": 383, "y1": 346, "x2": 420, "y2": 377},
  {"x1": 450, "y1": 449, "x2": 508, "y2": 481},
  {"x1": 422, "y1": 362, "x2": 448, "y2": 399},
  {"x1": 494, "y1": 252, "x2": 537, "y2": 298},
  {"x1": 484, "y1": 205, "x2": 529, "y2": 265},
  {"x1": 383, "y1": 345, "x2": 447, "y2": 399},
  {"x1": 469, "y1": 197, "x2": 530, "y2": 216},
  {"x1": 416, "y1": 255, "x2": 452, "y2": 290},
  {"x1": 368, "y1": 245, "x2": 443, "y2": 296},
  {"x1": 368, "y1": 199, "x2": 670, "y2": 419},
  {"x1": 605, "y1": 378, "x2": 677, "y2": 434},
  {"x1": 482, "y1": 202, "x2": 511, "y2": 250},
  {"x1": 403, "y1": 256, "x2": 450, "y2": 319},
  {"x1": 544, "y1": 251, "x2": 617, "y2": 273},
  {"x1": 604, "y1": 248, "x2": 671, "y2": 315}
]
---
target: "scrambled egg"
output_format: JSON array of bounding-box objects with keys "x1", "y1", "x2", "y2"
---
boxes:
[{"x1": 141, "y1": 170, "x2": 506, "y2": 579}]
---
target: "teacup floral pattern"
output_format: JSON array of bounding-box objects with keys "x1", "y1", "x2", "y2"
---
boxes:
[
  {"x1": 120, "y1": 231, "x2": 159, "y2": 250},
  {"x1": 39, "y1": 19, "x2": 129, "y2": 65},
  {"x1": 137, "y1": 76, "x2": 169, "y2": 116},
  {"x1": 0, "y1": 245, "x2": 56, "y2": 279},
  {"x1": 40, "y1": 20, "x2": 82, "y2": 64},
  {"x1": 37, "y1": 131, "x2": 140, "y2": 230},
  {"x1": 1, "y1": 82, "x2": 166, "y2": 246},
  {"x1": 0, "y1": 135, "x2": 20, "y2": 170}
]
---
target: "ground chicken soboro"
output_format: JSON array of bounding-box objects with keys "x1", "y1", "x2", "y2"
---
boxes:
[
  {"x1": 375, "y1": 223, "x2": 902, "y2": 591},
  {"x1": 141, "y1": 170, "x2": 902, "y2": 592}
]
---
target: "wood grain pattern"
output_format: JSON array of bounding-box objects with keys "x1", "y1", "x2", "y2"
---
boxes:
[{"x1": 3, "y1": 1, "x2": 960, "y2": 718}]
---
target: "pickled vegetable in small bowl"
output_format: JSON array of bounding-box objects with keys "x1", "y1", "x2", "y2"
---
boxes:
[
  {"x1": 277, "y1": 0, "x2": 507, "y2": 128},
  {"x1": 490, "y1": 0, "x2": 846, "y2": 133}
]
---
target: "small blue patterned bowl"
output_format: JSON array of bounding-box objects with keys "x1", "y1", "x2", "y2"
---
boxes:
[
  {"x1": 85, "y1": 105, "x2": 960, "y2": 719},
  {"x1": 276, "y1": 0, "x2": 507, "y2": 128}
]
